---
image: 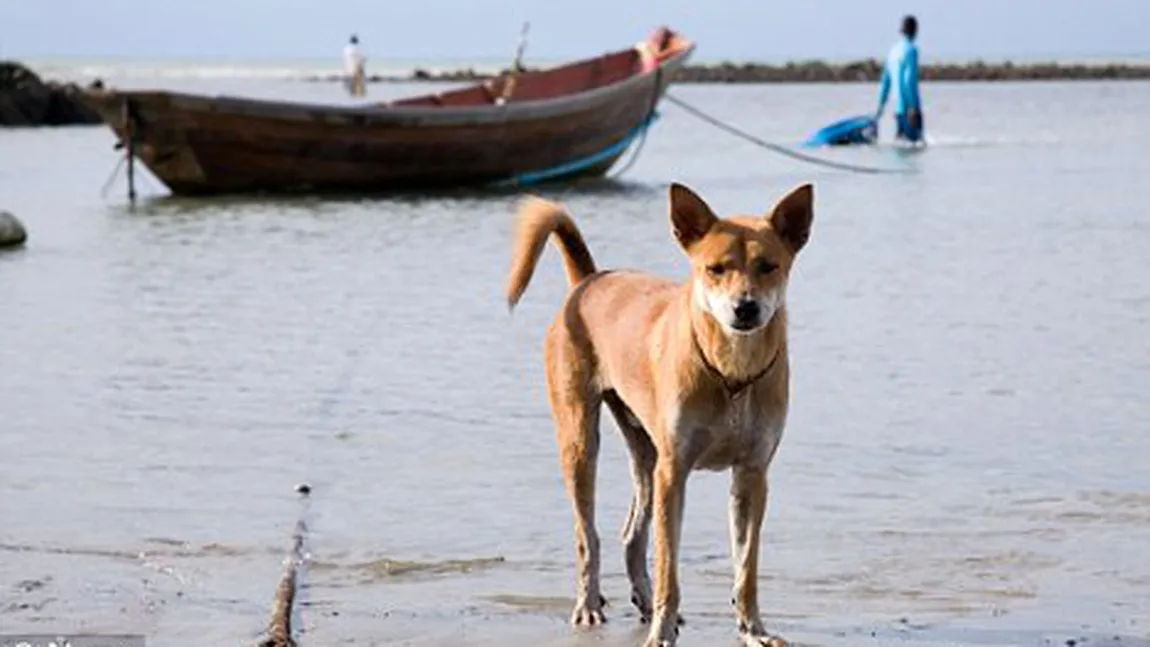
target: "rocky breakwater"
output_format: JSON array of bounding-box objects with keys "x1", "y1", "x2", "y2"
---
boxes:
[
  {"x1": 0, "y1": 61, "x2": 102, "y2": 126},
  {"x1": 384, "y1": 59, "x2": 1150, "y2": 84},
  {"x1": 671, "y1": 59, "x2": 1150, "y2": 83}
]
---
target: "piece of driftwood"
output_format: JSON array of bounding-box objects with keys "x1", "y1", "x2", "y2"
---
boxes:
[{"x1": 255, "y1": 485, "x2": 311, "y2": 647}]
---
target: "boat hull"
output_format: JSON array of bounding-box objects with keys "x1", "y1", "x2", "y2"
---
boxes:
[{"x1": 84, "y1": 42, "x2": 692, "y2": 196}]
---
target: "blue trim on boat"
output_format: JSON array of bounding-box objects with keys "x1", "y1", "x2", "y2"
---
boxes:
[{"x1": 500, "y1": 111, "x2": 661, "y2": 187}]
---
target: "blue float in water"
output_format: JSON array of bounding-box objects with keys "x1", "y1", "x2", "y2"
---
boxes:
[{"x1": 803, "y1": 115, "x2": 877, "y2": 148}]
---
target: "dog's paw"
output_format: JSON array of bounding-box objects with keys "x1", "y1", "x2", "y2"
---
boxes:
[
  {"x1": 632, "y1": 593, "x2": 685, "y2": 627},
  {"x1": 740, "y1": 630, "x2": 788, "y2": 647},
  {"x1": 642, "y1": 633, "x2": 678, "y2": 647},
  {"x1": 642, "y1": 632, "x2": 680, "y2": 647},
  {"x1": 570, "y1": 594, "x2": 607, "y2": 626},
  {"x1": 643, "y1": 616, "x2": 681, "y2": 647},
  {"x1": 630, "y1": 589, "x2": 652, "y2": 622}
]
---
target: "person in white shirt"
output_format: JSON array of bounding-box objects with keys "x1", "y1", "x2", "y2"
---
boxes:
[{"x1": 343, "y1": 34, "x2": 366, "y2": 96}]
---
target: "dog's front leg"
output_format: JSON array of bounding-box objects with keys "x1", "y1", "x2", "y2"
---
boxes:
[
  {"x1": 646, "y1": 455, "x2": 687, "y2": 647},
  {"x1": 729, "y1": 465, "x2": 787, "y2": 647}
]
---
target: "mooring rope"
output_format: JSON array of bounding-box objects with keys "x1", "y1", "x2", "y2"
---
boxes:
[
  {"x1": 608, "y1": 65, "x2": 665, "y2": 181},
  {"x1": 663, "y1": 92, "x2": 914, "y2": 175},
  {"x1": 607, "y1": 117, "x2": 652, "y2": 180},
  {"x1": 99, "y1": 155, "x2": 127, "y2": 199}
]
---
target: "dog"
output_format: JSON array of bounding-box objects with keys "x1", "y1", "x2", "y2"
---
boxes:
[{"x1": 505, "y1": 182, "x2": 813, "y2": 647}]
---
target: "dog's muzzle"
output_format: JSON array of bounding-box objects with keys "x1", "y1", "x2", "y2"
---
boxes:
[{"x1": 731, "y1": 298, "x2": 762, "y2": 331}]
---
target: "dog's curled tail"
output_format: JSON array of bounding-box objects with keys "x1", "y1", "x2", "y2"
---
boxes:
[{"x1": 506, "y1": 196, "x2": 597, "y2": 310}]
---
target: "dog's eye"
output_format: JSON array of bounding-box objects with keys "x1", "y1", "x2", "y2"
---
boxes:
[
  {"x1": 706, "y1": 264, "x2": 726, "y2": 277},
  {"x1": 753, "y1": 259, "x2": 778, "y2": 275}
]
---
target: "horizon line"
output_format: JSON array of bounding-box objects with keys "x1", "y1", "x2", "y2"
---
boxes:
[{"x1": 13, "y1": 51, "x2": 1150, "y2": 66}]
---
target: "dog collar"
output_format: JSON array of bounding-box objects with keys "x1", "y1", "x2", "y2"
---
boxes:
[{"x1": 690, "y1": 328, "x2": 782, "y2": 398}]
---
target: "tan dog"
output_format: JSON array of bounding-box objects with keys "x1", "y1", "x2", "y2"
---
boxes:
[{"x1": 506, "y1": 183, "x2": 813, "y2": 647}]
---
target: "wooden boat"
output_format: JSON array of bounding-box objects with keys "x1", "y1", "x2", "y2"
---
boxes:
[{"x1": 83, "y1": 28, "x2": 694, "y2": 196}]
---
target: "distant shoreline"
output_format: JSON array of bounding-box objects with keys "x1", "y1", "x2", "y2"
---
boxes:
[
  {"x1": 306, "y1": 59, "x2": 1150, "y2": 84},
  {"x1": 5, "y1": 57, "x2": 1150, "y2": 127}
]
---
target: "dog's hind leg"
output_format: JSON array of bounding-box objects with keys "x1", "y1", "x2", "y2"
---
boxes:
[
  {"x1": 547, "y1": 344, "x2": 607, "y2": 626},
  {"x1": 604, "y1": 392, "x2": 657, "y2": 623}
]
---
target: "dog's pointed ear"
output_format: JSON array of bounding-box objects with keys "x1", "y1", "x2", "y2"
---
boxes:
[
  {"x1": 767, "y1": 183, "x2": 814, "y2": 253},
  {"x1": 669, "y1": 182, "x2": 717, "y2": 250}
]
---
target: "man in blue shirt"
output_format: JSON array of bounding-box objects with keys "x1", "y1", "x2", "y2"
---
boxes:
[{"x1": 876, "y1": 15, "x2": 924, "y2": 144}]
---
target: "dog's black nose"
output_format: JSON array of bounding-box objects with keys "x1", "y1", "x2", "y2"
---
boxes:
[{"x1": 733, "y1": 299, "x2": 761, "y2": 324}]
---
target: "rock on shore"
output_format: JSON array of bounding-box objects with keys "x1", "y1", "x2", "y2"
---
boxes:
[
  {"x1": 0, "y1": 211, "x2": 28, "y2": 248},
  {"x1": 0, "y1": 61, "x2": 102, "y2": 126}
]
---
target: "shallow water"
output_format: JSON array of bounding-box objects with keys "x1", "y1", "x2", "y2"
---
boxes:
[{"x1": 2, "y1": 77, "x2": 1149, "y2": 647}]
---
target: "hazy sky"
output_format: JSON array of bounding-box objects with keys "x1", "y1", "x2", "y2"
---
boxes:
[{"x1": 2, "y1": 0, "x2": 1146, "y2": 62}]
